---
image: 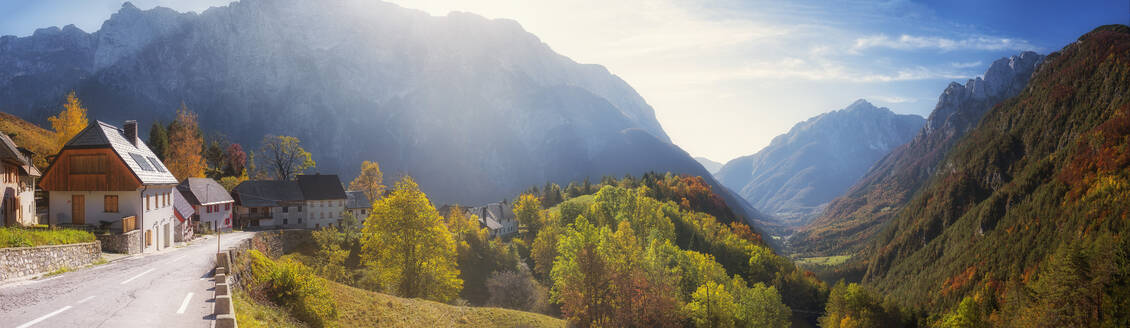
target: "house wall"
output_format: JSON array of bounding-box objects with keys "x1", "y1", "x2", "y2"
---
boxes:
[
  {"x1": 0, "y1": 162, "x2": 37, "y2": 227},
  {"x1": 49, "y1": 190, "x2": 141, "y2": 229},
  {"x1": 18, "y1": 175, "x2": 36, "y2": 225},
  {"x1": 140, "y1": 186, "x2": 176, "y2": 253},
  {"x1": 305, "y1": 199, "x2": 344, "y2": 229},
  {"x1": 194, "y1": 201, "x2": 233, "y2": 232},
  {"x1": 347, "y1": 208, "x2": 368, "y2": 221}
]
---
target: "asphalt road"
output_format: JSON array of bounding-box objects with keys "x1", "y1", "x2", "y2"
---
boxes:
[{"x1": 0, "y1": 231, "x2": 254, "y2": 328}]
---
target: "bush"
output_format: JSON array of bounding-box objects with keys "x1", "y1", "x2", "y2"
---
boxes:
[
  {"x1": 0, "y1": 227, "x2": 95, "y2": 248},
  {"x1": 248, "y1": 250, "x2": 338, "y2": 327}
]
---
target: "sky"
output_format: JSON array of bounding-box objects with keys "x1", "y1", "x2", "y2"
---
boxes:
[{"x1": 1, "y1": 0, "x2": 1127, "y2": 163}]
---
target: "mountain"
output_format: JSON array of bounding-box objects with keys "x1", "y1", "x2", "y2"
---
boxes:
[
  {"x1": 858, "y1": 25, "x2": 1130, "y2": 324},
  {"x1": 715, "y1": 100, "x2": 924, "y2": 228},
  {"x1": 792, "y1": 51, "x2": 1044, "y2": 257},
  {"x1": 694, "y1": 156, "x2": 722, "y2": 174},
  {"x1": 0, "y1": 0, "x2": 759, "y2": 221}
]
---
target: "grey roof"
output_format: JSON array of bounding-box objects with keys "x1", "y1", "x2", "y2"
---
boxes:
[
  {"x1": 297, "y1": 174, "x2": 347, "y2": 200},
  {"x1": 173, "y1": 189, "x2": 196, "y2": 220},
  {"x1": 0, "y1": 131, "x2": 39, "y2": 177},
  {"x1": 468, "y1": 202, "x2": 513, "y2": 230},
  {"x1": 177, "y1": 178, "x2": 234, "y2": 205},
  {"x1": 345, "y1": 191, "x2": 372, "y2": 209},
  {"x1": 63, "y1": 121, "x2": 177, "y2": 185},
  {"x1": 232, "y1": 180, "x2": 304, "y2": 207}
]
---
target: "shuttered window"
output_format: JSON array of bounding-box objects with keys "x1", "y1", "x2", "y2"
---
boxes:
[{"x1": 104, "y1": 195, "x2": 118, "y2": 213}]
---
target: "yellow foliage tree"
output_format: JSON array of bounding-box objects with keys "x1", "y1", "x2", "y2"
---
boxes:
[
  {"x1": 47, "y1": 91, "x2": 89, "y2": 152},
  {"x1": 348, "y1": 160, "x2": 385, "y2": 201},
  {"x1": 360, "y1": 176, "x2": 462, "y2": 302},
  {"x1": 165, "y1": 103, "x2": 206, "y2": 180}
]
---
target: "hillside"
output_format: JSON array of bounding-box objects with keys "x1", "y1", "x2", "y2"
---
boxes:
[
  {"x1": 0, "y1": 111, "x2": 55, "y2": 168},
  {"x1": 0, "y1": 0, "x2": 761, "y2": 224},
  {"x1": 694, "y1": 157, "x2": 722, "y2": 174},
  {"x1": 858, "y1": 25, "x2": 1130, "y2": 326},
  {"x1": 793, "y1": 51, "x2": 1043, "y2": 257},
  {"x1": 716, "y1": 100, "x2": 923, "y2": 227}
]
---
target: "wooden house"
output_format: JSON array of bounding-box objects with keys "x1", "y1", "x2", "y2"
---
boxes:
[
  {"x1": 0, "y1": 132, "x2": 41, "y2": 227},
  {"x1": 39, "y1": 121, "x2": 179, "y2": 253}
]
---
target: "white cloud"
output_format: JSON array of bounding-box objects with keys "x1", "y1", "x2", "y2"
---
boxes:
[
  {"x1": 851, "y1": 34, "x2": 1037, "y2": 53},
  {"x1": 951, "y1": 60, "x2": 983, "y2": 68}
]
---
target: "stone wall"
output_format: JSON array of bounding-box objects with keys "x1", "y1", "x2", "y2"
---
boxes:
[
  {"x1": 0, "y1": 241, "x2": 102, "y2": 281},
  {"x1": 96, "y1": 230, "x2": 142, "y2": 254}
]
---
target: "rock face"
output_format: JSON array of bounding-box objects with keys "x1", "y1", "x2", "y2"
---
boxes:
[
  {"x1": 0, "y1": 0, "x2": 760, "y2": 219},
  {"x1": 715, "y1": 100, "x2": 924, "y2": 228},
  {"x1": 792, "y1": 51, "x2": 1043, "y2": 256}
]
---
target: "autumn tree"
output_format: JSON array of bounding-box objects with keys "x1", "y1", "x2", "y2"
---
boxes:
[
  {"x1": 48, "y1": 91, "x2": 89, "y2": 152},
  {"x1": 165, "y1": 104, "x2": 206, "y2": 180},
  {"x1": 685, "y1": 281, "x2": 738, "y2": 328},
  {"x1": 360, "y1": 176, "x2": 462, "y2": 302},
  {"x1": 259, "y1": 135, "x2": 315, "y2": 180},
  {"x1": 349, "y1": 161, "x2": 385, "y2": 201},
  {"x1": 148, "y1": 121, "x2": 168, "y2": 160},
  {"x1": 513, "y1": 193, "x2": 544, "y2": 239},
  {"x1": 224, "y1": 143, "x2": 247, "y2": 177}
]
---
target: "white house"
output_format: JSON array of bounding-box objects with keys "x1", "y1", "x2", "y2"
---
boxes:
[
  {"x1": 172, "y1": 189, "x2": 195, "y2": 242},
  {"x1": 0, "y1": 132, "x2": 41, "y2": 227},
  {"x1": 345, "y1": 191, "x2": 372, "y2": 220},
  {"x1": 177, "y1": 177, "x2": 234, "y2": 232},
  {"x1": 467, "y1": 201, "x2": 517, "y2": 238},
  {"x1": 39, "y1": 120, "x2": 179, "y2": 253},
  {"x1": 232, "y1": 174, "x2": 347, "y2": 229}
]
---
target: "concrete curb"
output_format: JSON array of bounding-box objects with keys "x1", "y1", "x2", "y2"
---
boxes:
[{"x1": 214, "y1": 253, "x2": 237, "y2": 328}]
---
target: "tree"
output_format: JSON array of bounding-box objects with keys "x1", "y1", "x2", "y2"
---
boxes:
[
  {"x1": 552, "y1": 217, "x2": 616, "y2": 326},
  {"x1": 349, "y1": 161, "x2": 385, "y2": 201},
  {"x1": 224, "y1": 143, "x2": 247, "y2": 177},
  {"x1": 486, "y1": 267, "x2": 549, "y2": 313},
  {"x1": 684, "y1": 281, "x2": 738, "y2": 328},
  {"x1": 165, "y1": 104, "x2": 206, "y2": 180},
  {"x1": 513, "y1": 193, "x2": 544, "y2": 239},
  {"x1": 148, "y1": 121, "x2": 169, "y2": 160},
  {"x1": 259, "y1": 135, "x2": 315, "y2": 180},
  {"x1": 48, "y1": 91, "x2": 89, "y2": 152},
  {"x1": 360, "y1": 176, "x2": 461, "y2": 302},
  {"x1": 732, "y1": 279, "x2": 792, "y2": 328},
  {"x1": 203, "y1": 137, "x2": 227, "y2": 179}
]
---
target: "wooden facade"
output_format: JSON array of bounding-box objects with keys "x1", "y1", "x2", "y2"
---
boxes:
[{"x1": 38, "y1": 148, "x2": 141, "y2": 192}]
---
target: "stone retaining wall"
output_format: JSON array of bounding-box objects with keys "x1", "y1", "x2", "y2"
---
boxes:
[
  {"x1": 97, "y1": 230, "x2": 142, "y2": 254},
  {"x1": 0, "y1": 241, "x2": 102, "y2": 281}
]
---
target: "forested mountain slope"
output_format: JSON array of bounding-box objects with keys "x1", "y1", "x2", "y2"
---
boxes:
[{"x1": 859, "y1": 25, "x2": 1130, "y2": 327}]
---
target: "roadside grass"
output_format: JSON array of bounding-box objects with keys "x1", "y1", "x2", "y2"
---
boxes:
[
  {"x1": 233, "y1": 288, "x2": 304, "y2": 328},
  {"x1": 42, "y1": 266, "x2": 72, "y2": 277},
  {"x1": 92, "y1": 257, "x2": 108, "y2": 266},
  {"x1": 795, "y1": 255, "x2": 852, "y2": 267},
  {"x1": 329, "y1": 281, "x2": 565, "y2": 328},
  {"x1": 0, "y1": 227, "x2": 96, "y2": 248}
]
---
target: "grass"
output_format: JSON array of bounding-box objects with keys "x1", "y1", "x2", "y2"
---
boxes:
[
  {"x1": 42, "y1": 266, "x2": 72, "y2": 277},
  {"x1": 329, "y1": 281, "x2": 565, "y2": 328},
  {"x1": 546, "y1": 194, "x2": 594, "y2": 216},
  {"x1": 795, "y1": 255, "x2": 852, "y2": 267},
  {"x1": 92, "y1": 257, "x2": 108, "y2": 265},
  {"x1": 233, "y1": 289, "x2": 305, "y2": 328},
  {"x1": 0, "y1": 227, "x2": 96, "y2": 248}
]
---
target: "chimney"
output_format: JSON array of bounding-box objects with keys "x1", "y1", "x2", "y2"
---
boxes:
[{"x1": 124, "y1": 120, "x2": 138, "y2": 146}]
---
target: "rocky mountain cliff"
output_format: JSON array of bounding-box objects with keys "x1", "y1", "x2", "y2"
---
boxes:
[
  {"x1": 792, "y1": 51, "x2": 1044, "y2": 256},
  {"x1": 0, "y1": 0, "x2": 759, "y2": 220},
  {"x1": 715, "y1": 100, "x2": 924, "y2": 228},
  {"x1": 694, "y1": 157, "x2": 722, "y2": 174}
]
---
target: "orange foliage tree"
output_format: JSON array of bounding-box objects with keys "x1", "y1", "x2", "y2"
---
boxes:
[
  {"x1": 47, "y1": 91, "x2": 89, "y2": 152},
  {"x1": 165, "y1": 103, "x2": 206, "y2": 180}
]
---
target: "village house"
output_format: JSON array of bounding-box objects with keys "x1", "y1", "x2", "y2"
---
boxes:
[
  {"x1": 0, "y1": 132, "x2": 41, "y2": 227},
  {"x1": 177, "y1": 177, "x2": 233, "y2": 233},
  {"x1": 344, "y1": 190, "x2": 372, "y2": 221},
  {"x1": 39, "y1": 121, "x2": 178, "y2": 253},
  {"x1": 232, "y1": 174, "x2": 347, "y2": 229},
  {"x1": 467, "y1": 201, "x2": 517, "y2": 238},
  {"x1": 172, "y1": 188, "x2": 195, "y2": 242}
]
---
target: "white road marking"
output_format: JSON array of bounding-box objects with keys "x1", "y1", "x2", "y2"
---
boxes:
[
  {"x1": 119, "y1": 268, "x2": 155, "y2": 285},
  {"x1": 176, "y1": 292, "x2": 194, "y2": 314},
  {"x1": 77, "y1": 296, "x2": 95, "y2": 304},
  {"x1": 15, "y1": 305, "x2": 72, "y2": 328},
  {"x1": 171, "y1": 255, "x2": 187, "y2": 262}
]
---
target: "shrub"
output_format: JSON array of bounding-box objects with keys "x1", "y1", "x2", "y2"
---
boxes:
[{"x1": 248, "y1": 250, "x2": 338, "y2": 327}]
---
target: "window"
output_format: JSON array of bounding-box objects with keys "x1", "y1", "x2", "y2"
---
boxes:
[
  {"x1": 146, "y1": 195, "x2": 150, "y2": 211},
  {"x1": 69, "y1": 154, "x2": 108, "y2": 174},
  {"x1": 283, "y1": 219, "x2": 288, "y2": 224},
  {"x1": 145, "y1": 230, "x2": 152, "y2": 246},
  {"x1": 129, "y1": 153, "x2": 154, "y2": 171},
  {"x1": 282, "y1": 206, "x2": 289, "y2": 213},
  {"x1": 104, "y1": 195, "x2": 118, "y2": 213},
  {"x1": 224, "y1": 203, "x2": 230, "y2": 211},
  {"x1": 148, "y1": 157, "x2": 166, "y2": 172},
  {"x1": 297, "y1": 206, "x2": 303, "y2": 212}
]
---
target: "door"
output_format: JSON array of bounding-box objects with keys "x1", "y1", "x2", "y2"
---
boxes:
[{"x1": 72, "y1": 195, "x2": 85, "y2": 225}]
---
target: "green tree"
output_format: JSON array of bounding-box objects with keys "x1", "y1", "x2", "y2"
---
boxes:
[
  {"x1": 513, "y1": 193, "x2": 544, "y2": 239},
  {"x1": 551, "y1": 216, "x2": 615, "y2": 326},
  {"x1": 731, "y1": 277, "x2": 792, "y2": 328},
  {"x1": 360, "y1": 176, "x2": 462, "y2": 302},
  {"x1": 259, "y1": 135, "x2": 315, "y2": 180},
  {"x1": 684, "y1": 281, "x2": 737, "y2": 328},
  {"x1": 148, "y1": 121, "x2": 168, "y2": 160}
]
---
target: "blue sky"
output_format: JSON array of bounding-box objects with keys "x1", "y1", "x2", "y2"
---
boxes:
[{"x1": 1, "y1": 0, "x2": 1127, "y2": 162}]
